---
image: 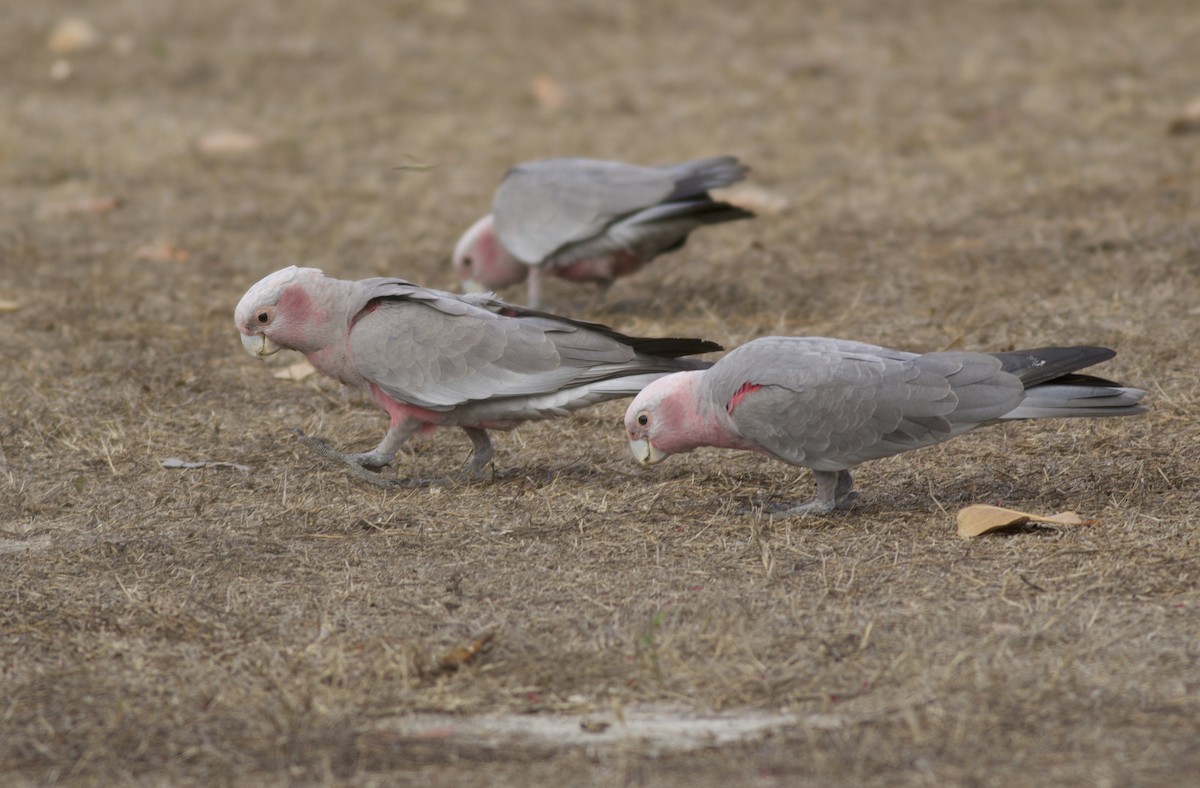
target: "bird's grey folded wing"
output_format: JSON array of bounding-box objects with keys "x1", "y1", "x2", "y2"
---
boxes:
[
  {"x1": 711, "y1": 341, "x2": 1022, "y2": 468},
  {"x1": 347, "y1": 283, "x2": 689, "y2": 409},
  {"x1": 460, "y1": 292, "x2": 722, "y2": 359},
  {"x1": 912, "y1": 352, "x2": 1026, "y2": 423},
  {"x1": 493, "y1": 159, "x2": 677, "y2": 263}
]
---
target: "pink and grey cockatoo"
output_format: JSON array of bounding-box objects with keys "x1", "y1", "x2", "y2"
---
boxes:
[
  {"x1": 235, "y1": 266, "x2": 721, "y2": 485},
  {"x1": 625, "y1": 337, "x2": 1146, "y2": 514},
  {"x1": 452, "y1": 156, "x2": 754, "y2": 307}
]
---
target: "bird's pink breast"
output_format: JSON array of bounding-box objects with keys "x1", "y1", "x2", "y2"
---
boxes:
[{"x1": 367, "y1": 383, "x2": 446, "y2": 427}]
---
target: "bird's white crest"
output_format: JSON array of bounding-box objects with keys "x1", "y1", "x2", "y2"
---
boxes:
[{"x1": 235, "y1": 266, "x2": 325, "y2": 327}]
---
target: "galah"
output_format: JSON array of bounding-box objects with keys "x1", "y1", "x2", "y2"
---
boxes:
[
  {"x1": 234, "y1": 266, "x2": 721, "y2": 484},
  {"x1": 624, "y1": 337, "x2": 1147, "y2": 514},
  {"x1": 452, "y1": 156, "x2": 754, "y2": 307}
]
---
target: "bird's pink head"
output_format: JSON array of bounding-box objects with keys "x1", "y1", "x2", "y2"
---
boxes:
[
  {"x1": 234, "y1": 266, "x2": 337, "y2": 358},
  {"x1": 451, "y1": 214, "x2": 528, "y2": 292},
  {"x1": 624, "y1": 371, "x2": 709, "y2": 466}
]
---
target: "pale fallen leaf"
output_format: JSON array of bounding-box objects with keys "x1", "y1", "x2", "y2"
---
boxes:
[
  {"x1": 956, "y1": 504, "x2": 1093, "y2": 538},
  {"x1": 531, "y1": 74, "x2": 566, "y2": 111},
  {"x1": 429, "y1": 0, "x2": 467, "y2": 18},
  {"x1": 49, "y1": 59, "x2": 73, "y2": 82},
  {"x1": 48, "y1": 18, "x2": 100, "y2": 55},
  {"x1": 273, "y1": 360, "x2": 317, "y2": 381},
  {"x1": 160, "y1": 457, "x2": 251, "y2": 472},
  {"x1": 710, "y1": 184, "x2": 790, "y2": 216},
  {"x1": 111, "y1": 34, "x2": 135, "y2": 57},
  {"x1": 1168, "y1": 96, "x2": 1200, "y2": 135},
  {"x1": 0, "y1": 301, "x2": 20, "y2": 312},
  {"x1": 134, "y1": 241, "x2": 190, "y2": 263},
  {"x1": 196, "y1": 130, "x2": 263, "y2": 156},
  {"x1": 37, "y1": 194, "x2": 123, "y2": 218}
]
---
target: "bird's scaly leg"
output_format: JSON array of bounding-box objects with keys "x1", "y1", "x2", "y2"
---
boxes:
[
  {"x1": 292, "y1": 420, "x2": 424, "y2": 488},
  {"x1": 778, "y1": 469, "x2": 858, "y2": 516},
  {"x1": 459, "y1": 427, "x2": 494, "y2": 480},
  {"x1": 526, "y1": 264, "x2": 544, "y2": 309}
]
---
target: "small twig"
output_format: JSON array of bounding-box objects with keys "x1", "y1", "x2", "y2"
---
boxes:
[{"x1": 1018, "y1": 573, "x2": 1047, "y2": 593}]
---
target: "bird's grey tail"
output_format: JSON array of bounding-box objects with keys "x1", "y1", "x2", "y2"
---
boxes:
[
  {"x1": 991, "y1": 346, "x2": 1116, "y2": 387},
  {"x1": 663, "y1": 156, "x2": 749, "y2": 199},
  {"x1": 626, "y1": 337, "x2": 723, "y2": 360},
  {"x1": 994, "y1": 345, "x2": 1147, "y2": 419},
  {"x1": 1004, "y1": 384, "x2": 1147, "y2": 419}
]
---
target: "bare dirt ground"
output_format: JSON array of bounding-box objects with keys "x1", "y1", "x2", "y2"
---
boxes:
[{"x1": 3, "y1": 0, "x2": 1199, "y2": 784}]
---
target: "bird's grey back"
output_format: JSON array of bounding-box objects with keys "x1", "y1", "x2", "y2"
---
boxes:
[{"x1": 494, "y1": 156, "x2": 748, "y2": 264}]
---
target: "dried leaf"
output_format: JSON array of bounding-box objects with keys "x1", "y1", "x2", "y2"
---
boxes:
[
  {"x1": 531, "y1": 74, "x2": 566, "y2": 111},
  {"x1": 429, "y1": 0, "x2": 467, "y2": 19},
  {"x1": 956, "y1": 504, "x2": 1093, "y2": 538},
  {"x1": 38, "y1": 195, "x2": 123, "y2": 218},
  {"x1": 196, "y1": 130, "x2": 263, "y2": 156},
  {"x1": 134, "y1": 242, "x2": 190, "y2": 263},
  {"x1": 49, "y1": 60, "x2": 73, "y2": 82},
  {"x1": 160, "y1": 457, "x2": 251, "y2": 473},
  {"x1": 48, "y1": 18, "x2": 100, "y2": 55},
  {"x1": 0, "y1": 301, "x2": 20, "y2": 313},
  {"x1": 710, "y1": 184, "x2": 790, "y2": 216},
  {"x1": 437, "y1": 632, "x2": 494, "y2": 672},
  {"x1": 1168, "y1": 96, "x2": 1200, "y2": 135},
  {"x1": 273, "y1": 360, "x2": 317, "y2": 381}
]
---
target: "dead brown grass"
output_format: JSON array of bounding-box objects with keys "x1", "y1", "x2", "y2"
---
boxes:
[{"x1": 2, "y1": 0, "x2": 1199, "y2": 784}]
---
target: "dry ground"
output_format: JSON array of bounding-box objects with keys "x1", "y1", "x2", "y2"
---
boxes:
[{"x1": 2, "y1": 0, "x2": 1199, "y2": 784}]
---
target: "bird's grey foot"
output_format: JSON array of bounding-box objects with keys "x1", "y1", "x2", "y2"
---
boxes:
[
  {"x1": 775, "y1": 470, "x2": 858, "y2": 517},
  {"x1": 341, "y1": 450, "x2": 393, "y2": 470},
  {"x1": 292, "y1": 429, "x2": 423, "y2": 488},
  {"x1": 455, "y1": 427, "x2": 495, "y2": 482}
]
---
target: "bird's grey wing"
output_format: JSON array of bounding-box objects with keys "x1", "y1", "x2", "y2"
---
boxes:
[
  {"x1": 347, "y1": 281, "x2": 690, "y2": 410},
  {"x1": 710, "y1": 339, "x2": 1017, "y2": 468},
  {"x1": 492, "y1": 159, "x2": 679, "y2": 263}
]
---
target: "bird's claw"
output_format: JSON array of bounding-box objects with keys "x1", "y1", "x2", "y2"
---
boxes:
[{"x1": 292, "y1": 429, "x2": 425, "y2": 488}]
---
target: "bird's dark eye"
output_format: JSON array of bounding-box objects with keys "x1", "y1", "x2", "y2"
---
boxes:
[
  {"x1": 462, "y1": 256, "x2": 472, "y2": 268},
  {"x1": 257, "y1": 311, "x2": 270, "y2": 324},
  {"x1": 637, "y1": 413, "x2": 649, "y2": 427}
]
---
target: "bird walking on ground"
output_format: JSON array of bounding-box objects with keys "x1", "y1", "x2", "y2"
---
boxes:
[
  {"x1": 624, "y1": 337, "x2": 1147, "y2": 514},
  {"x1": 235, "y1": 266, "x2": 721, "y2": 486},
  {"x1": 452, "y1": 156, "x2": 754, "y2": 307}
]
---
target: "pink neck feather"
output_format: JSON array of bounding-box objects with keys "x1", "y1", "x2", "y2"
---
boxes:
[{"x1": 652, "y1": 372, "x2": 754, "y2": 454}]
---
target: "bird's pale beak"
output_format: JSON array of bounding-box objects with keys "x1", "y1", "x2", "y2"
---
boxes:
[
  {"x1": 241, "y1": 332, "x2": 281, "y2": 358},
  {"x1": 629, "y1": 438, "x2": 669, "y2": 466},
  {"x1": 460, "y1": 278, "x2": 487, "y2": 294}
]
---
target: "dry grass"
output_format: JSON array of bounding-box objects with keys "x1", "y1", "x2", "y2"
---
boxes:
[{"x1": 2, "y1": 0, "x2": 1199, "y2": 784}]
